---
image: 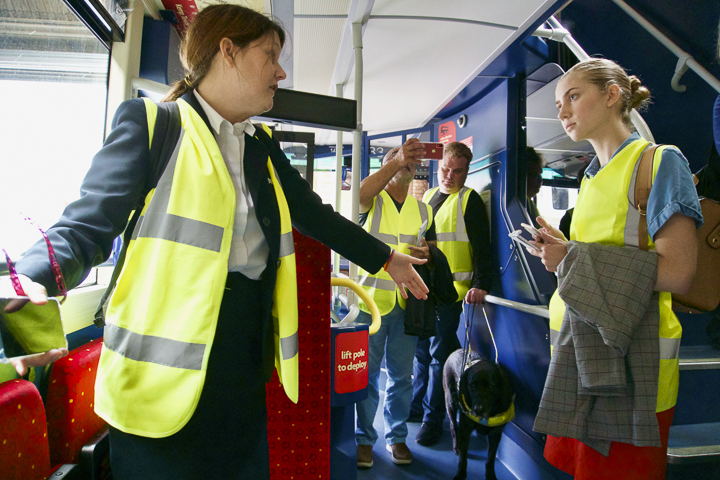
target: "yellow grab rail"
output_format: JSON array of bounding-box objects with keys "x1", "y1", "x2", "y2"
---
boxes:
[{"x1": 331, "y1": 277, "x2": 381, "y2": 335}]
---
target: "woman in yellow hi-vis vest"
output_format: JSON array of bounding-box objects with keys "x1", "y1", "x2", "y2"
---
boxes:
[
  {"x1": 5, "y1": 5, "x2": 429, "y2": 479},
  {"x1": 526, "y1": 58, "x2": 702, "y2": 479}
]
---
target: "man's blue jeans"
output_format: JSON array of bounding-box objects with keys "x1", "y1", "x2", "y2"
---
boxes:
[
  {"x1": 355, "y1": 303, "x2": 418, "y2": 446},
  {"x1": 411, "y1": 301, "x2": 463, "y2": 424}
]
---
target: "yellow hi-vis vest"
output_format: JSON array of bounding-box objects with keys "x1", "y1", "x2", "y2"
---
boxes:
[
  {"x1": 423, "y1": 187, "x2": 474, "y2": 302},
  {"x1": 358, "y1": 190, "x2": 433, "y2": 316},
  {"x1": 548, "y1": 138, "x2": 681, "y2": 412},
  {"x1": 95, "y1": 98, "x2": 299, "y2": 438}
]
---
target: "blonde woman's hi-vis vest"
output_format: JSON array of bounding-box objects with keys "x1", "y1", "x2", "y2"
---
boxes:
[
  {"x1": 423, "y1": 186, "x2": 474, "y2": 302},
  {"x1": 358, "y1": 190, "x2": 432, "y2": 316},
  {"x1": 95, "y1": 98, "x2": 299, "y2": 438},
  {"x1": 548, "y1": 138, "x2": 681, "y2": 412}
]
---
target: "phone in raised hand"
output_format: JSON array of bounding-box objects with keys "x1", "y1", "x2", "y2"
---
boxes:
[{"x1": 418, "y1": 142, "x2": 444, "y2": 160}]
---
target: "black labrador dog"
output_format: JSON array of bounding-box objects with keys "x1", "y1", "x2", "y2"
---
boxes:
[{"x1": 443, "y1": 349, "x2": 514, "y2": 480}]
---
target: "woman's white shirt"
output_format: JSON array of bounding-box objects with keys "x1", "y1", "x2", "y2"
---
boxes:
[{"x1": 194, "y1": 90, "x2": 269, "y2": 280}]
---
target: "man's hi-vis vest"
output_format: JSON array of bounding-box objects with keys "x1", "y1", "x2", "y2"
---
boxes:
[
  {"x1": 424, "y1": 187, "x2": 474, "y2": 302},
  {"x1": 95, "y1": 98, "x2": 299, "y2": 438},
  {"x1": 358, "y1": 190, "x2": 432, "y2": 316},
  {"x1": 548, "y1": 138, "x2": 681, "y2": 413}
]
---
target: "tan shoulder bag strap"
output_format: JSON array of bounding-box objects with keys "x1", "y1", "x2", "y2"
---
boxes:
[{"x1": 635, "y1": 144, "x2": 658, "y2": 251}]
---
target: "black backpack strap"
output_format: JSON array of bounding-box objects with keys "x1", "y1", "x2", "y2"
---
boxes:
[{"x1": 94, "y1": 101, "x2": 181, "y2": 327}]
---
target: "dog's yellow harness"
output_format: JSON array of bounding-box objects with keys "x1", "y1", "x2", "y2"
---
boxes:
[
  {"x1": 458, "y1": 359, "x2": 515, "y2": 427},
  {"x1": 460, "y1": 394, "x2": 515, "y2": 427}
]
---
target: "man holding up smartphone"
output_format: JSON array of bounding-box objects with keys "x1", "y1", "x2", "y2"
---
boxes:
[
  {"x1": 410, "y1": 141, "x2": 492, "y2": 446},
  {"x1": 354, "y1": 138, "x2": 438, "y2": 468}
]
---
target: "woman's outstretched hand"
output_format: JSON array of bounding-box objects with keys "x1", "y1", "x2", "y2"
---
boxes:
[{"x1": 385, "y1": 251, "x2": 429, "y2": 300}]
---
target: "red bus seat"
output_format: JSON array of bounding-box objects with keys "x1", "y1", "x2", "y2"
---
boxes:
[
  {"x1": 0, "y1": 378, "x2": 76, "y2": 479},
  {"x1": 45, "y1": 338, "x2": 108, "y2": 477}
]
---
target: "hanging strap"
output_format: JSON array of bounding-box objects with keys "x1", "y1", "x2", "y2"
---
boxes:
[
  {"x1": 93, "y1": 101, "x2": 182, "y2": 327},
  {"x1": 634, "y1": 144, "x2": 658, "y2": 252}
]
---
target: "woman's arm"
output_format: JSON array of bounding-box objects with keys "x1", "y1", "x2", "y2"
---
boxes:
[
  {"x1": 15, "y1": 99, "x2": 152, "y2": 295},
  {"x1": 653, "y1": 213, "x2": 697, "y2": 294},
  {"x1": 266, "y1": 133, "x2": 428, "y2": 297}
]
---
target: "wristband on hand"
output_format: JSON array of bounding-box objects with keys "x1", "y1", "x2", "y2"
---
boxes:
[{"x1": 383, "y1": 250, "x2": 395, "y2": 272}]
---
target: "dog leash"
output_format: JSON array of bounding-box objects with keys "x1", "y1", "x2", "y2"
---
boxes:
[
  {"x1": 461, "y1": 301, "x2": 499, "y2": 369},
  {"x1": 460, "y1": 301, "x2": 475, "y2": 373}
]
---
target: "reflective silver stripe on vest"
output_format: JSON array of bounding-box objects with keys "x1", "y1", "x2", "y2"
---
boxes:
[
  {"x1": 130, "y1": 129, "x2": 224, "y2": 252},
  {"x1": 279, "y1": 231, "x2": 294, "y2": 258},
  {"x1": 135, "y1": 213, "x2": 224, "y2": 252},
  {"x1": 453, "y1": 272, "x2": 473, "y2": 282},
  {"x1": 399, "y1": 234, "x2": 418, "y2": 244},
  {"x1": 550, "y1": 329, "x2": 680, "y2": 360},
  {"x1": 624, "y1": 144, "x2": 653, "y2": 248},
  {"x1": 436, "y1": 231, "x2": 470, "y2": 242},
  {"x1": 660, "y1": 337, "x2": 680, "y2": 360},
  {"x1": 359, "y1": 276, "x2": 396, "y2": 292},
  {"x1": 273, "y1": 316, "x2": 299, "y2": 360},
  {"x1": 369, "y1": 194, "x2": 398, "y2": 244},
  {"x1": 104, "y1": 323, "x2": 205, "y2": 370}
]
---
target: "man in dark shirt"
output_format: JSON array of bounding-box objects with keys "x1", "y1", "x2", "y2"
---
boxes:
[{"x1": 410, "y1": 141, "x2": 492, "y2": 446}]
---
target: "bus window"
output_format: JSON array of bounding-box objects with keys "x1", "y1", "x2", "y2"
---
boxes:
[
  {"x1": 535, "y1": 184, "x2": 580, "y2": 229},
  {"x1": 0, "y1": 0, "x2": 110, "y2": 262}
]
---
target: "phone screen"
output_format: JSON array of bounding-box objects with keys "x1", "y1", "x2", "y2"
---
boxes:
[{"x1": 0, "y1": 297, "x2": 66, "y2": 362}]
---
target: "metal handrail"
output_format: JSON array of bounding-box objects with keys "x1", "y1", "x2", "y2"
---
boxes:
[
  {"x1": 484, "y1": 294, "x2": 549, "y2": 319},
  {"x1": 533, "y1": 16, "x2": 655, "y2": 143},
  {"x1": 612, "y1": 0, "x2": 720, "y2": 94}
]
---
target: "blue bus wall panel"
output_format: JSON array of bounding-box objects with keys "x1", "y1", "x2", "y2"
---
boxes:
[{"x1": 140, "y1": 18, "x2": 183, "y2": 86}]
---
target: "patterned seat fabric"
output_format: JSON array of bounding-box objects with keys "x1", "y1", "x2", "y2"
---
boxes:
[
  {"x1": 0, "y1": 379, "x2": 54, "y2": 480},
  {"x1": 266, "y1": 230, "x2": 332, "y2": 479},
  {"x1": 45, "y1": 337, "x2": 106, "y2": 465}
]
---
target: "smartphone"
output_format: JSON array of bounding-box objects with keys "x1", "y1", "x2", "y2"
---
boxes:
[
  {"x1": 0, "y1": 297, "x2": 67, "y2": 363},
  {"x1": 508, "y1": 230, "x2": 541, "y2": 252},
  {"x1": 521, "y1": 222, "x2": 541, "y2": 238},
  {"x1": 416, "y1": 219, "x2": 428, "y2": 247},
  {"x1": 419, "y1": 142, "x2": 444, "y2": 160}
]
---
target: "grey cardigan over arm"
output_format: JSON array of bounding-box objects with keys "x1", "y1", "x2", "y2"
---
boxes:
[{"x1": 533, "y1": 241, "x2": 661, "y2": 456}]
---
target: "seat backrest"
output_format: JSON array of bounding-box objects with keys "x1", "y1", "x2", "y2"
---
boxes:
[
  {"x1": 45, "y1": 337, "x2": 106, "y2": 465},
  {"x1": 0, "y1": 379, "x2": 53, "y2": 479}
]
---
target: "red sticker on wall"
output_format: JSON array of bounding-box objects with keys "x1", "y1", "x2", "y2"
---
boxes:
[
  {"x1": 438, "y1": 120, "x2": 456, "y2": 144},
  {"x1": 334, "y1": 331, "x2": 369, "y2": 394},
  {"x1": 160, "y1": 0, "x2": 199, "y2": 36}
]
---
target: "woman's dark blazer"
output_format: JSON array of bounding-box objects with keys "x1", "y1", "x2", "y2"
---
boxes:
[{"x1": 16, "y1": 91, "x2": 390, "y2": 380}]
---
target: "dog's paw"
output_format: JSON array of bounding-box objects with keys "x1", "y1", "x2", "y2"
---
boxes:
[{"x1": 453, "y1": 445, "x2": 460, "y2": 456}]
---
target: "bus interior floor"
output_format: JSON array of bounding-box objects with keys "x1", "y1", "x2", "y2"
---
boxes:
[{"x1": 356, "y1": 369, "x2": 515, "y2": 480}]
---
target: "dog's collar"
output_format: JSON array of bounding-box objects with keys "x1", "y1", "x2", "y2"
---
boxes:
[{"x1": 459, "y1": 394, "x2": 515, "y2": 427}]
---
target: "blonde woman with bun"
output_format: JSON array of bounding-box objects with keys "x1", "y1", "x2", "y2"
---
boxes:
[{"x1": 527, "y1": 58, "x2": 703, "y2": 479}]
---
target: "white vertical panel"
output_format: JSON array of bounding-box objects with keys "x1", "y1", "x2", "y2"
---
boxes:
[{"x1": 294, "y1": 17, "x2": 346, "y2": 94}]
